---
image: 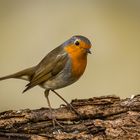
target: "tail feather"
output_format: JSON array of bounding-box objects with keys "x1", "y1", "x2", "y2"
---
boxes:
[
  {"x1": 0, "y1": 75, "x2": 12, "y2": 81},
  {"x1": 0, "y1": 67, "x2": 35, "y2": 81}
]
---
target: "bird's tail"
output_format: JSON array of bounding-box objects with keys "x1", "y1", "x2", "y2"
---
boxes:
[{"x1": 0, "y1": 67, "x2": 35, "y2": 81}]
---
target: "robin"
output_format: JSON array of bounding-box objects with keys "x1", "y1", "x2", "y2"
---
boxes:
[{"x1": 0, "y1": 35, "x2": 92, "y2": 127}]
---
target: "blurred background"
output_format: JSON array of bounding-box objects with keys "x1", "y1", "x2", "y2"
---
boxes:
[{"x1": 0, "y1": 0, "x2": 140, "y2": 111}]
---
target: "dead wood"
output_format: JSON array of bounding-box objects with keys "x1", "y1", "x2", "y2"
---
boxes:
[{"x1": 0, "y1": 95, "x2": 140, "y2": 140}]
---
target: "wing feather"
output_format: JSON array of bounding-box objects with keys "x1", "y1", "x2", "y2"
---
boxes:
[{"x1": 23, "y1": 46, "x2": 68, "y2": 92}]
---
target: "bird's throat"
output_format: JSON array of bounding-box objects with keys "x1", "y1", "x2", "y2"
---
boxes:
[{"x1": 65, "y1": 47, "x2": 87, "y2": 78}]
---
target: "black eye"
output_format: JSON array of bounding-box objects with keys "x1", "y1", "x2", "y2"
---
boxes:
[{"x1": 74, "y1": 39, "x2": 80, "y2": 46}]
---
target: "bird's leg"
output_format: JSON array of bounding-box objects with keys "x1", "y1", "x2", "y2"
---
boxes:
[
  {"x1": 51, "y1": 90, "x2": 95, "y2": 133},
  {"x1": 51, "y1": 90, "x2": 82, "y2": 119},
  {"x1": 44, "y1": 90, "x2": 63, "y2": 128}
]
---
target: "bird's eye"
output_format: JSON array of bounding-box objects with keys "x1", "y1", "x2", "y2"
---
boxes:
[{"x1": 74, "y1": 39, "x2": 80, "y2": 46}]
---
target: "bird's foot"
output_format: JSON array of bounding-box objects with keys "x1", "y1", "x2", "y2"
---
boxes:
[
  {"x1": 60, "y1": 103, "x2": 83, "y2": 120},
  {"x1": 49, "y1": 114, "x2": 64, "y2": 130}
]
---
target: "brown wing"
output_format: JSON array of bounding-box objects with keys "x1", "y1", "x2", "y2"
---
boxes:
[{"x1": 23, "y1": 46, "x2": 68, "y2": 92}]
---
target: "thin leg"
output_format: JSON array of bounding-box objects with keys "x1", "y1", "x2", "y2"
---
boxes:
[
  {"x1": 44, "y1": 90, "x2": 63, "y2": 128},
  {"x1": 51, "y1": 89, "x2": 82, "y2": 118}
]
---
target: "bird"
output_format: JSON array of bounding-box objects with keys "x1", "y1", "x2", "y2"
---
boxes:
[{"x1": 0, "y1": 35, "x2": 92, "y2": 127}]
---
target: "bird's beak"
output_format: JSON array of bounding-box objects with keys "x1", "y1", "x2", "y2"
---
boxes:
[{"x1": 86, "y1": 48, "x2": 91, "y2": 54}]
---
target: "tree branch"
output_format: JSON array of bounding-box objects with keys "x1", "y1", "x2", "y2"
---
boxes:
[{"x1": 0, "y1": 95, "x2": 140, "y2": 139}]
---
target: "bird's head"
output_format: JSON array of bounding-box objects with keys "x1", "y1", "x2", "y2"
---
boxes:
[{"x1": 63, "y1": 35, "x2": 92, "y2": 55}]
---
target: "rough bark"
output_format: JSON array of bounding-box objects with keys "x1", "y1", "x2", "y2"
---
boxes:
[{"x1": 0, "y1": 95, "x2": 140, "y2": 140}]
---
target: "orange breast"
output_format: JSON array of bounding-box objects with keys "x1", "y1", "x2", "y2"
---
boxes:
[{"x1": 65, "y1": 45, "x2": 87, "y2": 79}]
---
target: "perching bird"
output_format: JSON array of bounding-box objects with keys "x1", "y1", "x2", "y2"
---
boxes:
[{"x1": 0, "y1": 35, "x2": 92, "y2": 127}]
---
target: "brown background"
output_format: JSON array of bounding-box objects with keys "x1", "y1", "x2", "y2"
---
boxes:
[{"x1": 0, "y1": 0, "x2": 140, "y2": 111}]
